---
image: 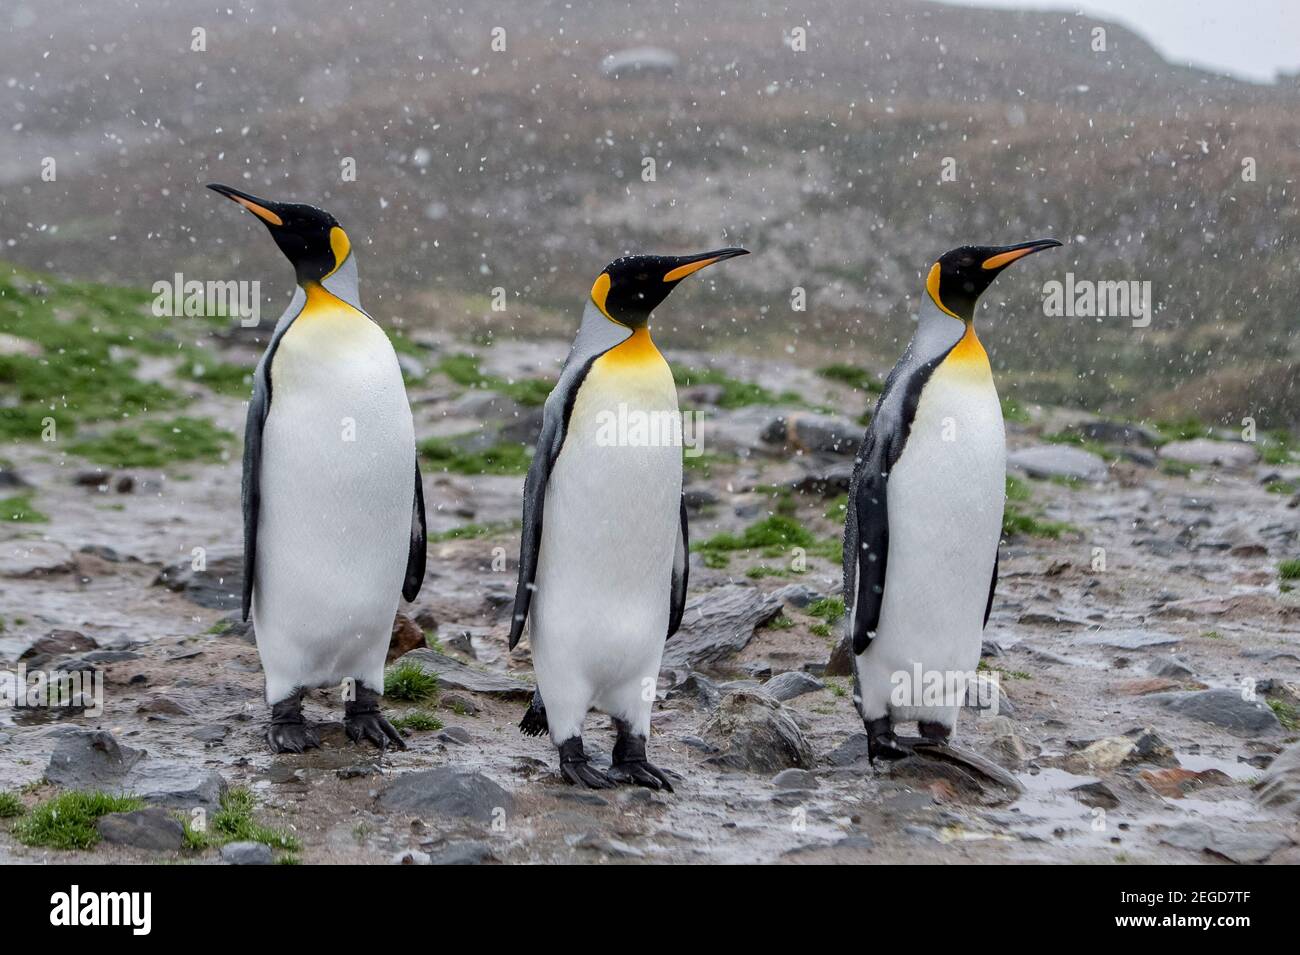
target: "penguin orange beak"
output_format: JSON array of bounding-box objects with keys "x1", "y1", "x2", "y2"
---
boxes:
[
  {"x1": 979, "y1": 238, "x2": 1061, "y2": 271},
  {"x1": 662, "y1": 248, "x2": 749, "y2": 283},
  {"x1": 207, "y1": 183, "x2": 285, "y2": 227}
]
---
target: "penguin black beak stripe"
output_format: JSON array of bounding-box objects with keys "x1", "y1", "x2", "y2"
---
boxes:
[
  {"x1": 206, "y1": 182, "x2": 284, "y2": 227},
  {"x1": 980, "y1": 238, "x2": 1062, "y2": 271},
  {"x1": 662, "y1": 247, "x2": 749, "y2": 282}
]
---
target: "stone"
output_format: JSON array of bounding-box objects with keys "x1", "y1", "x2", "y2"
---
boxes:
[
  {"x1": 1159, "y1": 439, "x2": 1258, "y2": 469},
  {"x1": 600, "y1": 47, "x2": 679, "y2": 78},
  {"x1": 1158, "y1": 822, "x2": 1290, "y2": 864},
  {"x1": 399, "y1": 648, "x2": 533, "y2": 700},
  {"x1": 388, "y1": 612, "x2": 425, "y2": 663},
  {"x1": 376, "y1": 768, "x2": 513, "y2": 822},
  {"x1": 429, "y1": 840, "x2": 498, "y2": 865},
  {"x1": 763, "y1": 670, "x2": 824, "y2": 702},
  {"x1": 435, "y1": 726, "x2": 472, "y2": 745},
  {"x1": 1138, "y1": 767, "x2": 1232, "y2": 798},
  {"x1": 137, "y1": 695, "x2": 192, "y2": 716},
  {"x1": 1149, "y1": 654, "x2": 1196, "y2": 679},
  {"x1": 660, "y1": 585, "x2": 783, "y2": 670},
  {"x1": 683, "y1": 486, "x2": 720, "y2": 510},
  {"x1": 1007, "y1": 445, "x2": 1107, "y2": 482},
  {"x1": 1064, "y1": 419, "x2": 1161, "y2": 448},
  {"x1": 701, "y1": 690, "x2": 814, "y2": 773},
  {"x1": 44, "y1": 730, "x2": 227, "y2": 806},
  {"x1": 1062, "y1": 737, "x2": 1135, "y2": 773},
  {"x1": 1076, "y1": 630, "x2": 1180, "y2": 650},
  {"x1": 221, "y1": 841, "x2": 274, "y2": 865},
  {"x1": 1071, "y1": 781, "x2": 1120, "y2": 809},
  {"x1": 761, "y1": 411, "x2": 862, "y2": 457},
  {"x1": 20, "y1": 629, "x2": 97, "y2": 662},
  {"x1": 440, "y1": 693, "x2": 480, "y2": 717},
  {"x1": 826, "y1": 733, "x2": 873, "y2": 767},
  {"x1": 665, "y1": 671, "x2": 722, "y2": 709},
  {"x1": 190, "y1": 724, "x2": 229, "y2": 744},
  {"x1": 567, "y1": 831, "x2": 645, "y2": 858},
  {"x1": 771, "y1": 768, "x2": 818, "y2": 790},
  {"x1": 773, "y1": 583, "x2": 821, "y2": 608},
  {"x1": 824, "y1": 634, "x2": 855, "y2": 677},
  {"x1": 1255, "y1": 743, "x2": 1300, "y2": 817},
  {"x1": 1149, "y1": 688, "x2": 1283, "y2": 736},
  {"x1": 1115, "y1": 677, "x2": 1183, "y2": 696},
  {"x1": 96, "y1": 809, "x2": 186, "y2": 852},
  {"x1": 0, "y1": 540, "x2": 73, "y2": 577},
  {"x1": 393, "y1": 849, "x2": 431, "y2": 865},
  {"x1": 154, "y1": 554, "x2": 243, "y2": 610},
  {"x1": 787, "y1": 462, "x2": 855, "y2": 496}
]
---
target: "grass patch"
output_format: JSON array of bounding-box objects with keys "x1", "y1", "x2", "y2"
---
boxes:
[
  {"x1": 1000, "y1": 396, "x2": 1031, "y2": 424},
  {"x1": 392, "y1": 710, "x2": 444, "y2": 732},
  {"x1": 14, "y1": 791, "x2": 143, "y2": 850},
  {"x1": 1279, "y1": 559, "x2": 1300, "y2": 581},
  {"x1": 1268, "y1": 699, "x2": 1299, "y2": 731},
  {"x1": 1265, "y1": 479, "x2": 1297, "y2": 496},
  {"x1": 428, "y1": 520, "x2": 518, "y2": 543},
  {"x1": 1159, "y1": 458, "x2": 1196, "y2": 477},
  {"x1": 385, "y1": 662, "x2": 439, "y2": 702},
  {"x1": 823, "y1": 494, "x2": 848, "y2": 521},
  {"x1": 671, "y1": 364, "x2": 800, "y2": 409},
  {"x1": 682, "y1": 451, "x2": 734, "y2": 479},
  {"x1": 694, "y1": 514, "x2": 818, "y2": 568},
  {"x1": 210, "y1": 788, "x2": 300, "y2": 851},
  {"x1": 817, "y1": 364, "x2": 882, "y2": 394},
  {"x1": 67, "y1": 416, "x2": 233, "y2": 468},
  {"x1": 1005, "y1": 475, "x2": 1032, "y2": 502},
  {"x1": 0, "y1": 493, "x2": 48, "y2": 523},
  {"x1": 0, "y1": 791, "x2": 24, "y2": 818},
  {"x1": 1002, "y1": 509, "x2": 1075, "y2": 539},
  {"x1": 437, "y1": 353, "x2": 553, "y2": 407},
  {"x1": 826, "y1": 679, "x2": 847, "y2": 698},
  {"x1": 178, "y1": 352, "x2": 252, "y2": 396},
  {"x1": 765, "y1": 613, "x2": 795, "y2": 630},
  {"x1": 419, "y1": 435, "x2": 531, "y2": 475},
  {"x1": 746, "y1": 565, "x2": 789, "y2": 579}
]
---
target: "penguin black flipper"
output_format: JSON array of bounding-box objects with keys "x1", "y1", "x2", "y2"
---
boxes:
[
  {"x1": 846, "y1": 430, "x2": 890, "y2": 654},
  {"x1": 240, "y1": 287, "x2": 308, "y2": 622},
  {"x1": 983, "y1": 546, "x2": 999, "y2": 628},
  {"x1": 667, "y1": 493, "x2": 689, "y2": 639},
  {"x1": 508, "y1": 309, "x2": 632, "y2": 650},
  {"x1": 402, "y1": 460, "x2": 427, "y2": 601}
]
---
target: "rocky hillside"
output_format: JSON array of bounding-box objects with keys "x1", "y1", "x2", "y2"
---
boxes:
[{"x1": 1, "y1": 266, "x2": 1298, "y2": 863}]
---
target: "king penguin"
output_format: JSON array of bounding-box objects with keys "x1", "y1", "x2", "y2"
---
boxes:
[
  {"x1": 509, "y1": 248, "x2": 749, "y2": 789},
  {"x1": 843, "y1": 238, "x2": 1060, "y2": 761},
  {"x1": 208, "y1": 183, "x2": 427, "y2": 753}
]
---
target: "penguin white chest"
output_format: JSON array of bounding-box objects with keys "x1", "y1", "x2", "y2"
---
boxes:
[
  {"x1": 252, "y1": 294, "x2": 415, "y2": 702},
  {"x1": 531, "y1": 331, "x2": 682, "y2": 728}
]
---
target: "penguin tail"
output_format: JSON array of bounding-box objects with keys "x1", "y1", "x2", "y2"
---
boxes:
[{"x1": 518, "y1": 690, "x2": 549, "y2": 737}]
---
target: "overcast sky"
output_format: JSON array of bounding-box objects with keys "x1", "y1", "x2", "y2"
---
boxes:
[{"x1": 948, "y1": 0, "x2": 1300, "y2": 83}]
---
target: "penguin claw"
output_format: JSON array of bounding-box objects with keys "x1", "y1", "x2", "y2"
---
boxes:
[
  {"x1": 560, "y1": 761, "x2": 614, "y2": 789},
  {"x1": 608, "y1": 760, "x2": 675, "y2": 793},
  {"x1": 267, "y1": 723, "x2": 320, "y2": 754},
  {"x1": 345, "y1": 712, "x2": 407, "y2": 751}
]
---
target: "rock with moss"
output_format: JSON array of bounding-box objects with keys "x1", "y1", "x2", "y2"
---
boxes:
[{"x1": 701, "y1": 689, "x2": 814, "y2": 772}]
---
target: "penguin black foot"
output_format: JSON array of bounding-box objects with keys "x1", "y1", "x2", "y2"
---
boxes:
[
  {"x1": 608, "y1": 720, "x2": 675, "y2": 792},
  {"x1": 558, "y1": 737, "x2": 613, "y2": 789},
  {"x1": 267, "y1": 691, "x2": 320, "y2": 754},
  {"x1": 344, "y1": 685, "x2": 406, "y2": 751},
  {"x1": 519, "y1": 690, "x2": 549, "y2": 738},
  {"x1": 865, "y1": 716, "x2": 910, "y2": 764},
  {"x1": 917, "y1": 721, "x2": 952, "y2": 745}
]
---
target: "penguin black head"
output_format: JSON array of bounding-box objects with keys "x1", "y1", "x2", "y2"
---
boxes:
[
  {"x1": 926, "y1": 239, "x2": 1061, "y2": 321},
  {"x1": 207, "y1": 183, "x2": 351, "y2": 285},
  {"x1": 591, "y1": 248, "x2": 749, "y2": 327}
]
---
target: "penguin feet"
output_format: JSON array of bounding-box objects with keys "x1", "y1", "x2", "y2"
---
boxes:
[
  {"x1": 266, "y1": 691, "x2": 320, "y2": 754},
  {"x1": 558, "y1": 737, "x2": 613, "y2": 789},
  {"x1": 865, "y1": 716, "x2": 910, "y2": 764},
  {"x1": 608, "y1": 723, "x2": 675, "y2": 792},
  {"x1": 917, "y1": 721, "x2": 952, "y2": 746},
  {"x1": 344, "y1": 685, "x2": 406, "y2": 751}
]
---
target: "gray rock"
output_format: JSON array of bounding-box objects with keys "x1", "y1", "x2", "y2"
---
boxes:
[
  {"x1": 376, "y1": 768, "x2": 513, "y2": 822},
  {"x1": 190, "y1": 724, "x2": 229, "y2": 744},
  {"x1": 435, "y1": 726, "x2": 472, "y2": 745},
  {"x1": 701, "y1": 690, "x2": 814, "y2": 772},
  {"x1": 1149, "y1": 654, "x2": 1196, "y2": 679},
  {"x1": 44, "y1": 730, "x2": 227, "y2": 806},
  {"x1": 221, "y1": 841, "x2": 274, "y2": 865},
  {"x1": 787, "y1": 462, "x2": 855, "y2": 496},
  {"x1": 1076, "y1": 630, "x2": 1180, "y2": 650},
  {"x1": 96, "y1": 809, "x2": 185, "y2": 852},
  {"x1": 826, "y1": 733, "x2": 873, "y2": 766},
  {"x1": 1149, "y1": 688, "x2": 1283, "y2": 735},
  {"x1": 665, "y1": 671, "x2": 722, "y2": 709},
  {"x1": 393, "y1": 849, "x2": 431, "y2": 865},
  {"x1": 771, "y1": 768, "x2": 819, "y2": 790},
  {"x1": 599, "y1": 46, "x2": 678, "y2": 78},
  {"x1": 0, "y1": 540, "x2": 73, "y2": 576},
  {"x1": 1007, "y1": 445, "x2": 1107, "y2": 482},
  {"x1": 20, "y1": 629, "x2": 97, "y2": 663},
  {"x1": 1070, "y1": 781, "x2": 1120, "y2": 809},
  {"x1": 80, "y1": 649, "x2": 142, "y2": 663},
  {"x1": 1064, "y1": 420, "x2": 1160, "y2": 448},
  {"x1": 0, "y1": 467, "x2": 30, "y2": 489},
  {"x1": 1158, "y1": 821, "x2": 1291, "y2": 864},
  {"x1": 154, "y1": 554, "x2": 243, "y2": 610},
  {"x1": 660, "y1": 585, "x2": 783, "y2": 670},
  {"x1": 761, "y1": 412, "x2": 862, "y2": 457},
  {"x1": 400, "y1": 648, "x2": 533, "y2": 700},
  {"x1": 1255, "y1": 743, "x2": 1300, "y2": 817},
  {"x1": 773, "y1": 584, "x2": 821, "y2": 608},
  {"x1": 429, "y1": 840, "x2": 498, "y2": 865},
  {"x1": 567, "y1": 831, "x2": 645, "y2": 858},
  {"x1": 1159, "y1": 439, "x2": 1258, "y2": 469},
  {"x1": 683, "y1": 486, "x2": 720, "y2": 510},
  {"x1": 824, "y1": 633, "x2": 855, "y2": 676},
  {"x1": 763, "y1": 670, "x2": 824, "y2": 702}
]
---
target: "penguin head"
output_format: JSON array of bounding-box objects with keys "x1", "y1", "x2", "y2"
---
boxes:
[
  {"x1": 207, "y1": 183, "x2": 352, "y2": 285},
  {"x1": 926, "y1": 239, "x2": 1061, "y2": 321},
  {"x1": 590, "y1": 248, "x2": 749, "y2": 327}
]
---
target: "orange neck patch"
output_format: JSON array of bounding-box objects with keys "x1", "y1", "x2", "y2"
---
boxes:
[
  {"x1": 598, "y1": 326, "x2": 663, "y2": 369},
  {"x1": 942, "y1": 322, "x2": 991, "y2": 378}
]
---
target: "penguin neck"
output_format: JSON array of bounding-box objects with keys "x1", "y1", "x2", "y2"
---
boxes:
[
  {"x1": 302, "y1": 253, "x2": 364, "y2": 314},
  {"x1": 915, "y1": 296, "x2": 991, "y2": 380}
]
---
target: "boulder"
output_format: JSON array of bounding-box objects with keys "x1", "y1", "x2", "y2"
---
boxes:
[
  {"x1": 376, "y1": 768, "x2": 514, "y2": 823},
  {"x1": 1148, "y1": 688, "x2": 1283, "y2": 736},
  {"x1": 96, "y1": 809, "x2": 185, "y2": 852},
  {"x1": 701, "y1": 690, "x2": 814, "y2": 772},
  {"x1": 154, "y1": 554, "x2": 243, "y2": 610},
  {"x1": 1007, "y1": 445, "x2": 1108, "y2": 482},
  {"x1": 761, "y1": 412, "x2": 862, "y2": 457},
  {"x1": 661, "y1": 585, "x2": 783, "y2": 670},
  {"x1": 1159, "y1": 439, "x2": 1257, "y2": 469},
  {"x1": 45, "y1": 730, "x2": 227, "y2": 806},
  {"x1": 388, "y1": 612, "x2": 425, "y2": 663},
  {"x1": 1255, "y1": 743, "x2": 1300, "y2": 817},
  {"x1": 221, "y1": 841, "x2": 274, "y2": 865},
  {"x1": 763, "y1": 670, "x2": 825, "y2": 702}
]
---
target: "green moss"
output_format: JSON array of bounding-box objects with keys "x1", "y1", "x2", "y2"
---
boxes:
[
  {"x1": 419, "y1": 435, "x2": 531, "y2": 475},
  {"x1": 1154, "y1": 417, "x2": 1211, "y2": 443},
  {"x1": 1265, "y1": 479, "x2": 1297, "y2": 495},
  {"x1": 765, "y1": 613, "x2": 795, "y2": 630},
  {"x1": 177, "y1": 352, "x2": 252, "y2": 396},
  {"x1": 384, "y1": 662, "x2": 439, "y2": 702},
  {"x1": 825, "y1": 679, "x2": 847, "y2": 698},
  {"x1": 670, "y1": 364, "x2": 799, "y2": 409},
  {"x1": 1279, "y1": 559, "x2": 1300, "y2": 581},
  {"x1": 1159, "y1": 458, "x2": 1196, "y2": 477},
  {"x1": 67, "y1": 416, "x2": 233, "y2": 468},
  {"x1": 808, "y1": 596, "x2": 846, "y2": 625},
  {"x1": 695, "y1": 515, "x2": 815, "y2": 561},
  {"x1": 428, "y1": 520, "x2": 518, "y2": 542},
  {"x1": 1002, "y1": 509, "x2": 1075, "y2": 539},
  {"x1": 746, "y1": 565, "x2": 789, "y2": 579},
  {"x1": 1005, "y1": 475, "x2": 1032, "y2": 502},
  {"x1": 817, "y1": 364, "x2": 882, "y2": 394},
  {"x1": 0, "y1": 791, "x2": 24, "y2": 818},
  {"x1": 682, "y1": 451, "x2": 735, "y2": 479},
  {"x1": 1259, "y1": 430, "x2": 1297, "y2": 466},
  {"x1": 211, "y1": 787, "x2": 300, "y2": 851},
  {"x1": 823, "y1": 494, "x2": 849, "y2": 521},
  {"x1": 1000, "y1": 396, "x2": 1031, "y2": 424},
  {"x1": 14, "y1": 791, "x2": 144, "y2": 850},
  {"x1": 437, "y1": 353, "x2": 553, "y2": 407},
  {"x1": 0, "y1": 493, "x2": 48, "y2": 523},
  {"x1": 392, "y1": 711, "x2": 444, "y2": 732}
]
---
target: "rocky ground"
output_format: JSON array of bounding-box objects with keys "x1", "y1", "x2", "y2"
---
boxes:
[{"x1": 2, "y1": 328, "x2": 1299, "y2": 865}]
